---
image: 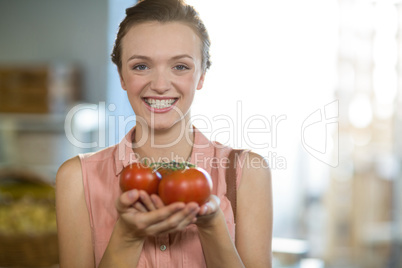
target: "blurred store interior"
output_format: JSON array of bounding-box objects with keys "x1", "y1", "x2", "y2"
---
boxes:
[{"x1": 0, "y1": 0, "x2": 402, "y2": 267}]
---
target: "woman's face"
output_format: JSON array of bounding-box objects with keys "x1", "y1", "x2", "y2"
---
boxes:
[{"x1": 119, "y1": 21, "x2": 205, "y2": 131}]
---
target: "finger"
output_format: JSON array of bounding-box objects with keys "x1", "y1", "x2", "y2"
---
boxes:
[
  {"x1": 210, "y1": 195, "x2": 221, "y2": 207},
  {"x1": 116, "y1": 189, "x2": 140, "y2": 213},
  {"x1": 139, "y1": 202, "x2": 186, "y2": 228},
  {"x1": 148, "y1": 204, "x2": 200, "y2": 235},
  {"x1": 169, "y1": 206, "x2": 200, "y2": 232},
  {"x1": 139, "y1": 190, "x2": 156, "y2": 211},
  {"x1": 199, "y1": 204, "x2": 207, "y2": 216},
  {"x1": 174, "y1": 205, "x2": 200, "y2": 230},
  {"x1": 150, "y1": 194, "x2": 165, "y2": 209},
  {"x1": 133, "y1": 201, "x2": 148, "y2": 212},
  {"x1": 199, "y1": 195, "x2": 220, "y2": 216}
]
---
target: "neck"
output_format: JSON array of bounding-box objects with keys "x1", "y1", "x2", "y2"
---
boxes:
[{"x1": 133, "y1": 119, "x2": 194, "y2": 163}]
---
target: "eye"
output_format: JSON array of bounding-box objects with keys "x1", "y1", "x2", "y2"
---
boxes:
[
  {"x1": 173, "y1": 65, "x2": 190, "y2": 71},
  {"x1": 133, "y1": 64, "x2": 149, "y2": 71}
]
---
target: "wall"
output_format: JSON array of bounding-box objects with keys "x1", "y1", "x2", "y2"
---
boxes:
[{"x1": 0, "y1": 0, "x2": 109, "y2": 103}]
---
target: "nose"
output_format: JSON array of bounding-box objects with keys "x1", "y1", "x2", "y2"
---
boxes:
[{"x1": 150, "y1": 68, "x2": 171, "y2": 94}]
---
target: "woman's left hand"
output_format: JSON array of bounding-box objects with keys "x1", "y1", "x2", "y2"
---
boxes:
[
  {"x1": 195, "y1": 195, "x2": 221, "y2": 228},
  {"x1": 134, "y1": 191, "x2": 222, "y2": 228}
]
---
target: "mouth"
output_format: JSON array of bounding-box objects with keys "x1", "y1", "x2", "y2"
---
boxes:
[{"x1": 142, "y1": 97, "x2": 178, "y2": 110}]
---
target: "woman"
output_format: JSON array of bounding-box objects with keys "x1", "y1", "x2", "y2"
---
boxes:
[{"x1": 56, "y1": 0, "x2": 273, "y2": 267}]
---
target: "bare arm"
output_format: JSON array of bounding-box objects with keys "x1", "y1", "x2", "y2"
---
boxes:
[
  {"x1": 99, "y1": 190, "x2": 200, "y2": 267},
  {"x1": 236, "y1": 152, "x2": 273, "y2": 267},
  {"x1": 56, "y1": 156, "x2": 95, "y2": 268},
  {"x1": 196, "y1": 202, "x2": 245, "y2": 268},
  {"x1": 98, "y1": 190, "x2": 145, "y2": 268},
  {"x1": 56, "y1": 157, "x2": 145, "y2": 268},
  {"x1": 57, "y1": 156, "x2": 200, "y2": 268},
  {"x1": 195, "y1": 152, "x2": 273, "y2": 268}
]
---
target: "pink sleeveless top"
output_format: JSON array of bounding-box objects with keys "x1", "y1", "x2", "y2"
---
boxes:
[{"x1": 79, "y1": 127, "x2": 247, "y2": 267}]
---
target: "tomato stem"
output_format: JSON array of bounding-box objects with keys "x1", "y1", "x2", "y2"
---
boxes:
[{"x1": 149, "y1": 161, "x2": 195, "y2": 171}]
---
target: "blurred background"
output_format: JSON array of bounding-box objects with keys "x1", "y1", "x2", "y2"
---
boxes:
[{"x1": 0, "y1": 0, "x2": 401, "y2": 267}]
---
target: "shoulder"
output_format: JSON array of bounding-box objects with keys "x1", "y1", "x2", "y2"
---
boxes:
[
  {"x1": 79, "y1": 145, "x2": 118, "y2": 163},
  {"x1": 241, "y1": 151, "x2": 271, "y2": 179},
  {"x1": 56, "y1": 156, "x2": 83, "y2": 196},
  {"x1": 78, "y1": 146, "x2": 121, "y2": 178},
  {"x1": 56, "y1": 145, "x2": 118, "y2": 192},
  {"x1": 57, "y1": 155, "x2": 82, "y2": 176},
  {"x1": 238, "y1": 151, "x2": 272, "y2": 199}
]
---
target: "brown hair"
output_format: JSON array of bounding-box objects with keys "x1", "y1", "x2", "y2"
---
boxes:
[{"x1": 111, "y1": 0, "x2": 211, "y2": 72}]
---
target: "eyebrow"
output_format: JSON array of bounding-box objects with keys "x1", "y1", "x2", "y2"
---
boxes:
[
  {"x1": 127, "y1": 55, "x2": 150, "y2": 62},
  {"x1": 171, "y1": 54, "x2": 194, "y2": 61},
  {"x1": 127, "y1": 54, "x2": 194, "y2": 63}
]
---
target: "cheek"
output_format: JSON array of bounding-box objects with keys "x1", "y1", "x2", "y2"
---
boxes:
[
  {"x1": 124, "y1": 78, "x2": 147, "y2": 108},
  {"x1": 125, "y1": 76, "x2": 147, "y2": 93},
  {"x1": 175, "y1": 75, "x2": 200, "y2": 92}
]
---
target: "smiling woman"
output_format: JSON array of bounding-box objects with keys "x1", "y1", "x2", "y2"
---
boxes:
[
  {"x1": 118, "y1": 22, "x2": 205, "y2": 132},
  {"x1": 55, "y1": 0, "x2": 273, "y2": 267}
]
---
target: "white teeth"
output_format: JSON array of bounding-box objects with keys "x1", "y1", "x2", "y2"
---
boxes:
[{"x1": 145, "y1": 98, "x2": 176, "y2": 109}]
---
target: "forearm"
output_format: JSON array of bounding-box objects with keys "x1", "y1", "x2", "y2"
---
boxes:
[
  {"x1": 197, "y1": 210, "x2": 245, "y2": 268},
  {"x1": 99, "y1": 219, "x2": 145, "y2": 268}
]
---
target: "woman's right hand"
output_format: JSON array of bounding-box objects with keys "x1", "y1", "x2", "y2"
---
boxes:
[{"x1": 115, "y1": 189, "x2": 200, "y2": 241}]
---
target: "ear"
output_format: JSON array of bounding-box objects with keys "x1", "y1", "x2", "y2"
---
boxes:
[
  {"x1": 196, "y1": 72, "x2": 206, "y2": 90},
  {"x1": 119, "y1": 70, "x2": 127, "y2": 91}
]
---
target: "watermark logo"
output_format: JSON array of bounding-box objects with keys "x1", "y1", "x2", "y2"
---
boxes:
[
  {"x1": 301, "y1": 100, "x2": 339, "y2": 167},
  {"x1": 63, "y1": 101, "x2": 289, "y2": 170},
  {"x1": 64, "y1": 101, "x2": 341, "y2": 169}
]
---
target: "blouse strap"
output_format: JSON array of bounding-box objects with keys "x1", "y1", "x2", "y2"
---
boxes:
[{"x1": 225, "y1": 149, "x2": 244, "y2": 224}]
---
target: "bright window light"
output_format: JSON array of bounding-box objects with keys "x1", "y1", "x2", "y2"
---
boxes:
[
  {"x1": 187, "y1": 0, "x2": 339, "y2": 237},
  {"x1": 348, "y1": 94, "x2": 373, "y2": 128}
]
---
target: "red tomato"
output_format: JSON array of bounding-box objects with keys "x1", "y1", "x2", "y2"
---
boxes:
[
  {"x1": 119, "y1": 163, "x2": 162, "y2": 195},
  {"x1": 156, "y1": 167, "x2": 176, "y2": 178},
  {"x1": 158, "y1": 167, "x2": 212, "y2": 205}
]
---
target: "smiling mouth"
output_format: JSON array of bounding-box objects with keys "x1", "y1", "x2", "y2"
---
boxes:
[{"x1": 143, "y1": 98, "x2": 178, "y2": 109}]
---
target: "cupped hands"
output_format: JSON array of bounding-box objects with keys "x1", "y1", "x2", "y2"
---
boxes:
[{"x1": 115, "y1": 189, "x2": 221, "y2": 241}]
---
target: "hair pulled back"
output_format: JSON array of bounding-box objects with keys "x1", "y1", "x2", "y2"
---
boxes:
[{"x1": 111, "y1": 0, "x2": 211, "y2": 72}]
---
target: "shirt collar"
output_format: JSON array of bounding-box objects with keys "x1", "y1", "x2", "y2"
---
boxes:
[
  {"x1": 114, "y1": 126, "x2": 137, "y2": 176},
  {"x1": 113, "y1": 126, "x2": 216, "y2": 176},
  {"x1": 189, "y1": 127, "x2": 216, "y2": 176}
]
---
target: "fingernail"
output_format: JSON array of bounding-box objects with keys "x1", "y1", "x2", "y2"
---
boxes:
[
  {"x1": 191, "y1": 207, "x2": 198, "y2": 213},
  {"x1": 128, "y1": 189, "x2": 137, "y2": 199},
  {"x1": 202, "y1": 206, "x2": 208, "y2": 214},
  {"x1": 175, "y1": 204, "x2": 185, "y2": 211}
]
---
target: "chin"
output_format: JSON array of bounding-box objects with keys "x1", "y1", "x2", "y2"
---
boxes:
[{"x1": 148, "y1": 118, "x2": 186, "y2": 132}]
